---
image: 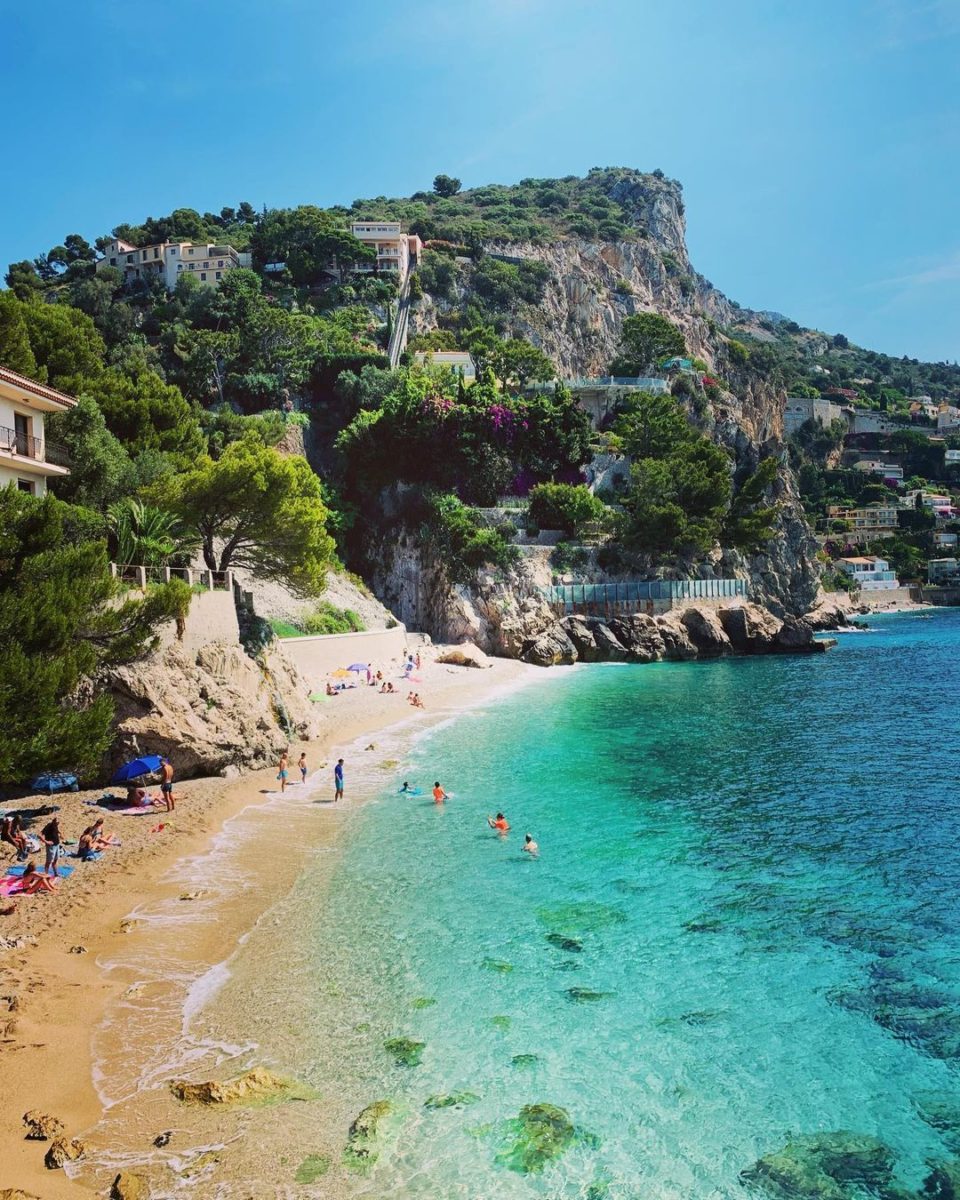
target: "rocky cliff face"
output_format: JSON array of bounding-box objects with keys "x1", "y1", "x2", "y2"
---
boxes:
[{"x1": 404, "y1": 172, "x2": 820, "y2": 623}]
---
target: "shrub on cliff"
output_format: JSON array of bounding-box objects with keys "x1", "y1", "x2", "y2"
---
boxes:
[
  {"x1": 415, "y1": 492, "x2": 518, "y2": 584},
  {"x1": 609, "y1": 312, "x2": 686, "y2": 375},
  {"x1": 529, "y1": 483, "x2": 604, "y2": 537},
  {"x1": 0, "y1": 489, "x2": 190, "y2": 781}
]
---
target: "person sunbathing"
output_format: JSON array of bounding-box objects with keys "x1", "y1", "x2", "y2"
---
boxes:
[
  {"x1": 77, "y1": 830, "x2": 98, "y2": 860},
  {"x1": 88, "y1": 818, "x2": 117, "y2": 849},
  {"x1": 15, "y1": 862, "x2": 58, "y2": 894},
  {"x1": 1, "y1": 814, "x2": 28, "y2": 860}
]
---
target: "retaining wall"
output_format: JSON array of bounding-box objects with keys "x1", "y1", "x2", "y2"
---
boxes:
[{"x1": 276, "y1": 624, "x2": 412, "y2": 688}]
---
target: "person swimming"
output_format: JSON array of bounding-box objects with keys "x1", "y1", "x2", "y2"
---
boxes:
[
  {"x1": 523, "y1": 833, "x2": 539, "y2": 857},
  {"x1": 487, "y1": 812, "x2": 510, "y2": 833},
  {"x1": 432, "y1": 781, "x2": 448, "y2": 804}
]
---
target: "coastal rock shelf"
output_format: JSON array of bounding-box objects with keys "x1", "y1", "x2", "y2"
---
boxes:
[{"x1": 518, "y1": 602, "x2": 835, "y2": 666}]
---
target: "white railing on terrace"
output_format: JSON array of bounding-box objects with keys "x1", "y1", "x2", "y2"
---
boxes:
[
  {"x1": 525, "y1": 376, "x2": 670, "y2": 395},
  {"x1": 110, "y1": 563, "x2": 234, "y2": 591}
]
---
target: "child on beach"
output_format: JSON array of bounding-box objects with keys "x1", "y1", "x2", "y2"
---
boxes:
[
  {"x1": 277, "y1": 750, "x2": 289, "y2": 793},
  {"x1": 299, "y1": 753, "x2": 307, "y2": 784}
]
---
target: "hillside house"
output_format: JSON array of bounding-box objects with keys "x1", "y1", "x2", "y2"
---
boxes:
[
  {"x1": 834, "y1": 555, "x2": 900, "y2": 591},
  {"x1": 96, "y1": 239, "x2": 252, "y2": 290},
  {"x1": 852, "y1": 459, "x2": 904, "y2": 482},
  {"x1": 349, "y1": 222, "x2": 422, "y2": 275},
  {"x1": 414, "y1": 351, "x2": 476, "y2": 380},
  {"x1": 928, "y1": 558, "x2": 960, "y2": 585},
  {"x1": 784, "y1": 395, "x2": 850, "y2": 434},
  {"x1": 0, "y1": 366, "x2": 73, "y2": 496},
  {"x1": 826, "y1": 503, "x2": 899, "y2": 537}
]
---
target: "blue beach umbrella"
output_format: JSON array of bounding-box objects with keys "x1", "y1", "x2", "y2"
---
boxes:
[
  {"x1": 110, "y1": 754, "x2": 164, "y2": 784},
  {"x1": 346, "y1": 663, "x2": 367, "y2": 672}
]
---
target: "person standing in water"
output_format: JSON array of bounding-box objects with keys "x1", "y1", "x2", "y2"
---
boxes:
[
  {"x1": 278, "y1": 749, "x2": 289, "y2": 793},
  {"x1": 298, "y1": 752, "x2": 307, "y2": 784},
  {"x1": 334, "y1": 758, "x2": 345, "y2": 801},
  {"x1": 523, "y1": 833, "x2": 539, "y2": 857},
  {"x1": 432, "y1": 781, "x2": 448, "y2": 805},
  {"x1": 487, "y1": 812, "x2": 510, "y2": 833}
]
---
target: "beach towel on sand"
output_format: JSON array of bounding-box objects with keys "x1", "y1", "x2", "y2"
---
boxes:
[{"x1": 5, "y1": 863, "x2": 74, "y2": 878}]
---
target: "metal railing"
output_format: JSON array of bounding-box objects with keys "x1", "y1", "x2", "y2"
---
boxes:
[
  {"x1": 0, "y1": 426, "x2": 70, "y2": 466},
  {"x1": 542, "y1": 578, "x2": 748, "y2": 616},
  {"x1": 525, "y1": 377, "x2": 670, "y2": 395}
]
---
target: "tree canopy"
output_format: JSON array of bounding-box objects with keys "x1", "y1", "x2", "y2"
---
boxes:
[
  {"x1": 159, "y1": 438, "x2": 336, "y2": 593},
  {"x1": 0, "y1": 490, "x2": 190, "y2": 781},
  {"x1": 610, "y1": 312, "x2": 686, "y2": 375}
]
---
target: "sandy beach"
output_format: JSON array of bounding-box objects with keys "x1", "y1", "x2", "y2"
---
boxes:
[{"x1": 0, "y1": 649, "x2": 541, "y2": 1198}]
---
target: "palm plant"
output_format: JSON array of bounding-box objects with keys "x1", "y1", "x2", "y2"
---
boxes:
[{"x1": 107, "y1": 498, "x2": 190, "y2": 569}]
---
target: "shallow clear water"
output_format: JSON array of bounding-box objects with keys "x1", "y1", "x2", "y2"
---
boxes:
[{"x1": 276, "y1": 611, "x2": 960, "y2": 1198}]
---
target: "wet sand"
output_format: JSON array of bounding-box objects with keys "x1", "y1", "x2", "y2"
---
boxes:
[{"x1": 0, "y1": 650, "x2": 538, "y2": 1198}]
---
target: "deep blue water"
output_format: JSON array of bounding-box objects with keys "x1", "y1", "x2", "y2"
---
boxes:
[{"x1": 298, "y1": 611, "x2": 960, "y2": 1198}]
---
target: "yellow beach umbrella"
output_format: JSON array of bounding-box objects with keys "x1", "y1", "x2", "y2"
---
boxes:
[{"x1": 330, "y1": 668, "x2": 353, "y2": 679}]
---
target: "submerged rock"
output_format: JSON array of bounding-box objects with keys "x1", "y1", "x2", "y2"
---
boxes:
[
  {"x1": 496, "y1": 1102, "x2": 576, "y2": 1174},
  {"x1": 344, "y1": 1099, "x2": 398, "y2": 1169},
  {"x1": 545, "y1": 933, "x2": 583, "y2": 953},
  {"x1": 921, "y1": 1158, "x2": 960, "y2": 1198},
  {"x1": 411, "y1": 995, "x2": 436, "y2": 1009},
  {"x1": 511, "y1": 1053, "x2": 540, "y2": 1069},
  {"x1": 22, "y1": 1110, "x2": 64, "y2": 1140},
  {"x1": 294, "y1": 1154, "x2": 331, "y2": 1183},
  {"x1": 384, "y1": 1037, "x2": 425, "y2": 1067},
  {"x1": 169, "y1": 1066, "x2": 315, "y2": 1106},
  {"x1": 564, "y1": 987, "x2": 611, "y2": 1003},
  {"x1": 482, "y1": 958, "x2": 514, "y2": 973},
  {"x1": 914, "y1": 1093, "x2": 960, "y2": 1149},
  {"x1": 424, "y1": 1091, "x2": 480, "y2": 1109},
  {"x1": 740, "y1": 1131, "x2": 895, "y2": 1199},
  {"x1": 488, "y1": 1015, "x2": 512, "y2": 1031}
]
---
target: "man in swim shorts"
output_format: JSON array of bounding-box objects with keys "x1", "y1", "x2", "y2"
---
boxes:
[
  {"x1": 432, "y1": 781, "x2": 448, "y2": 804},
  {"x1": 334, "y1": 758, "x2": 344, "y2": 801},
  {"x1": 523, "y1": 833, "x2": 539, "y2": 857},
  {"x1": 160, "y1": 757, "x2": 175, "y2": 812},
  {"x1": 298, "y1": 752, "x2": 307, "y2": 784}
]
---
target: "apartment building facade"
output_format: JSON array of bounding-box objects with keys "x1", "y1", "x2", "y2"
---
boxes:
[
  {"x1": 97, "y1": 239, "x2": 252, "y2": 290},
  {"x1": 0, "y1": 366, "x2": 73, "y2": 496},
  {"x1": 349, "y1": 222, "x2": 422, "y2": 275}
]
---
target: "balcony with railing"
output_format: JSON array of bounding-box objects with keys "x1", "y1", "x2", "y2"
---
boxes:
[{"x1": 0, "y1": 426, "x2": 71, "y2": 469}]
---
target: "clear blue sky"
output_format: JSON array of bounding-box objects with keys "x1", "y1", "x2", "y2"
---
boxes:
[{"x1": 2, "y1": 0, "x2": 957, "y2": 361}]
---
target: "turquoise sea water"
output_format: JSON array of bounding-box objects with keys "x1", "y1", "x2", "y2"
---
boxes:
[{"x1": 245, "y1": 612, "x2": 960, "y2": 1197}]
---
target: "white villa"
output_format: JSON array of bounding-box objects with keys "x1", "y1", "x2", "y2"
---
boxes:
[
  {"x1": 96, "y1": 239, "x2": 252, "y2": 290},
  {"x1": 826, "y1": 503, "x2": 899, "y2": 537},
  {"x1": 0, "y1": 366, "x2": 74, "y2": 496},
  {"x1": 834, "y1": 555, "x2": 900, "y2": 591},
  {"x1": 414, "y1": 350, "x2": 476, "y2": 380},
  {"x1": 852, "y1": 459, "x2": 904, "y2": 482},
  {"x1": 349, "y1": 222, "x2": 422, "y2": 275}
]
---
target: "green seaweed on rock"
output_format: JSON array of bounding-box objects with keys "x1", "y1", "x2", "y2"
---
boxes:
[
  {"x1": 423, "y1": 1091, "x2": 480, "y2": 1109},
  {"x1": 488, "y1": 1015, "x2": 512, "y2": 1031},
  {"x1": 482, "y1": 958, "x2": 514, "y2": 974},
  {"x1": 536, "y1": 902, "x2": 627, "y2": 937},
  {"x1": 411, "y1": 996, "x2": 436, "y2": 1009},
  {"x1": 739, "y1": 1131, "x2": 895, "y2": 1199},
  {"x1": 495, "y1": 1102, "x2": 577, "y2": 1174},
  {"x1": 384, "y1": 1037, "x2": 425, "y2": 1067},
  {"x1": 511, "y1": 1053, "x2": 540, "y2": 1069},
  {"x1": 343, "y1": 1099, "x2": 399, "y2": 1171},
  {"x1": 564, "y1": 987, "x2": 612, "y2": 1003},
  {"x1": 294, "y1": 1153, "x2": 330, "y2": 1183}
]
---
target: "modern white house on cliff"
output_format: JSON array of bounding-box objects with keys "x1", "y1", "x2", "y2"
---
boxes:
[
  {"x1": 96, "y1": 238, "x2": 252, "y2": 290},
  {"x1": 0, "y1": 366, "x2": 73, "y2": 496},
  {"x1": 834, "y1": 555, "x2": 900, "y2": 591},
  {"x1": 349, "y1": 222, "x2": 422, "y2": 274}
]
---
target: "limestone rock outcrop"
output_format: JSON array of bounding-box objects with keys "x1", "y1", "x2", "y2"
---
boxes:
[
  {"x1": 22, "y1": 1110, "x2": 64, "y2": 1140},
  {"x1": 106, "y1": 641, "x2": 317, "y2": 778},
  {"x1": 44, "y1": 1136, "x2": 85, "y2": 1169},
  {"x1": 170, "y1": 1066, "x2": 315, "y2": 1106},
  {"x1": 110, "y1": 1173, "x2": 149, "y2": 1200},
  {"x1": 436, "y1": 643, "x2": 492, "y2": 669},
  {"x1": 518, "y1": 602, "x2": 830, "y2": 667}
]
